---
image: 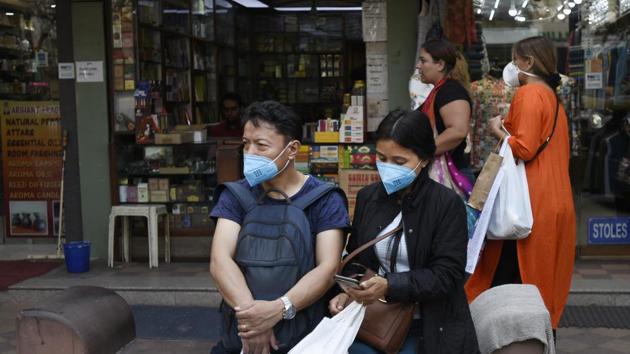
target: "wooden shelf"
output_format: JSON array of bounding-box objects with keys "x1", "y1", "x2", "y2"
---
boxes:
[
  {"x1": 162, "y1": 28, "x2": 191, "y2": 38},
  {"x1": 191, "y1": 36, "x2": 215, "y2": 44},
  {"x1": 113, "y1": 130, "x2": 135, "y2": 136},
  {"x1": 252, "y1": 51, "x2": 343, "y2": 55},
  {"x1": 138, "y1": 22, "x2": 162, "y2": 31},
  {"x1": 132, "y1": 139, "x2": 221, "y2": 147},
  {"x1": 0, "y1": 70, "x2": 34, "y2": 78},
  {"x1": 138, "y1": 22, "x2": 190, "y2": 39},
  {"x1": 164, "y1": 65, "x2": 190, "y2": 71},
  {"x1": 192, "y1": 68, "x2": 214, "y2": 74},
  {"x1": 0, "y1": 93, "x2": 40, "y2": 100},
  {"x1": 0, "y1": 47, "x2": 29, "y2": 58},
  {"x1": 162, "y1": 0, "x2": 189, "y2": 8},
  {"x1": 124, "y1": 172, "x2": 215, "y2": 176}
]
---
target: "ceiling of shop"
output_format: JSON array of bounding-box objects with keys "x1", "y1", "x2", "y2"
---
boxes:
[
  {"x1": 476, "y1": 0, "x2": 574, "y2": 22},
  {"x1": 262, "y1": 0, "x2": 362, "y2": 7}
]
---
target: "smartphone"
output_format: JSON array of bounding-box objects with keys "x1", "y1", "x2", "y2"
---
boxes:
[{"x1": 334, "y1": 274, "x2": 362, "y2": 289}]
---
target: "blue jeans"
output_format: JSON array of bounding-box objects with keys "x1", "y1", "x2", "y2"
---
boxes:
[{"x1": 349, "y1": 320, "x2": 421, "y2": 354}]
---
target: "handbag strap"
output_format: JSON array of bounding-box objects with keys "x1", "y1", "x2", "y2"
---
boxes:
[
  {"x1": 338, "y1": 225, "x2": 403, "y2": 273},
  {"x1": 526, "y1": 97, "x2": 560, "y2": 163}
]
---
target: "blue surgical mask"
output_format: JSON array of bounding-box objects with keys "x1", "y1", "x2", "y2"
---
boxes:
[
  {"x1": 376, "y1": 161, "x2": 422, "y2": 195},
  {"x1": 243, "y1": 143, "x2": 293, "y2": 186}
]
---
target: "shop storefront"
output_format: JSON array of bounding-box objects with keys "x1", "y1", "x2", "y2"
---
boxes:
[
  {"x1": 471, "y1": 0, "x2": 629, "y2": 257},
  {"x1": 0, "y1": 0, "x2": 62, "y2": 240},
  {"x1": 1, "y1": 0, "x2": 626, "y2": 260},
  {"x1": 105, "y1": 0, "x2": 371, "y2": 258},
  {"x1": 566, "y1": 0, "x2": 630, "y2": 256}
]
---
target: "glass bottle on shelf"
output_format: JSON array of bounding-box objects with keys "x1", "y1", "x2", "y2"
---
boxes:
[{"x1": 351, "y1": 80, "x2": 365, "y2": 107}]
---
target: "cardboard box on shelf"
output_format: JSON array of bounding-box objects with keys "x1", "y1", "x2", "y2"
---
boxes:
[
  {"x1": 170, "y1": 182, "x2": 206, "y2": 202},
  {"x1": 338, "y1": 169, "x2": 380, "y2": 217},
  {"x1": 339, "y1": 106, "x2": 364, "y2": 143},
  {"x1": 150, "y1": 190, "x2": 169, "y2": 202},
  {"x1": 148, "y1": 178, "x2": 160, "y2": 191},
  {"x1": 339, "y1": 144, "x2": 376, "y2": 170},
  {"x1": 174, "y1": 125, "x2": 208, "y2": 143},
  {"x1": 295, "y1": 145, "x2": 310, "y2": 174},
  {"x1": 154, "y1": 132, "x2": 195, "y2": 144},
  {"x1": 310, "y1": 145, "x2": 339, "y2": 163},
  {"x1": 159, "y1": 166, "x2": 190, "y2": 174},
  {"x1": 158, "y1": 178, "x2": 170, "y2": 191},
  {"x1": 314, "y1": 131, "x2": 340, "y2": 143},
  {"x1": 310, "y1": 163, "x2": 338, "y2": 175}
]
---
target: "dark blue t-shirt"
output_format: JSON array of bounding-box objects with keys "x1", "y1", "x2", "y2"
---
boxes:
[{"x1": 211, "y1": 175, "x2": 350, "y2": 236}]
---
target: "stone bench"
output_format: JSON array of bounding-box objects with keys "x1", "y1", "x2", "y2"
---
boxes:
[{"x1": 16, "y1": 286, "x2": 214, "y2": 354}]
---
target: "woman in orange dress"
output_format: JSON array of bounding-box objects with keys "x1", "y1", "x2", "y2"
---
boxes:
[{"x1": 465, "y1": 36, "x2": 576, "y2": 331}]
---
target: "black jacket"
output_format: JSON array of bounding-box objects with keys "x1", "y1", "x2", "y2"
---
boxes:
[{"x1": 346, "y1": 174, "x2": 479, "y2": 354}]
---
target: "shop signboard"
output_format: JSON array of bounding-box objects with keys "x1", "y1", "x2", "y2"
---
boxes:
[
  {"x1": 588, "y1": 217, "x2": 630, "y2": 245},
  {"x1": 1, "y1": 101, "x2": 62, "y2": 237}
]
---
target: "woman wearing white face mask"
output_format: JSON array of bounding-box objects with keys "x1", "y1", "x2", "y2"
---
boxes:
[
  {"x1": 466, "y1": 36, "x2": 576, "y2": 337},
  {"x1": 329, "y1": 109, "x2": 479, "y2": 354}
]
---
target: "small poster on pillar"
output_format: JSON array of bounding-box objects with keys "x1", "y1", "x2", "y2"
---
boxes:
[{"x1": 1, "y1": 101, "x2": 62, "y2": 237}]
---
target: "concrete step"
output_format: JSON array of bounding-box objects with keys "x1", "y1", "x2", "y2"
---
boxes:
[
  {"x1": 7, "y1": 260, "x2": 630, "y2": 307},
  {"x1": 119, "y1": 339, "x2": 216, "y2": 354},
  {"x1": 7, "y1": 261, "x2": 222, "y2": 307}
]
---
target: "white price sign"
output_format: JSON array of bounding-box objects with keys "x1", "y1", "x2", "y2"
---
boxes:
[
  {"x1": 76, "y1": 61, "x2": 104, "y2": 83},
  {"x1": 585, "y1": 72, "x2": 603, "y2": 90}
]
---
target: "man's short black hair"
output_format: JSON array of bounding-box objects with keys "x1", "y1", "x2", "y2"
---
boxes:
[
  {"x1": 220, "y1": 92, "x2": 242, "y2": 107},
  {"x1": 242, "y1": 101, "x2": 303, "y2": 143}
]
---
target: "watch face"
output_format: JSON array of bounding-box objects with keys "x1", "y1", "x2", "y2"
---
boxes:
[{"x1": 286, "y1": 306, "x2": 296, "y2": 319}]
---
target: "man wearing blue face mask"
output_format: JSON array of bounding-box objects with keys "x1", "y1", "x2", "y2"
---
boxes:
[
  {"x1": 210, "y1": 100, "x2": 350, "y2": 354},
  {"x1": 329, "y1": 109, "x2": 479, "y2": 354}
]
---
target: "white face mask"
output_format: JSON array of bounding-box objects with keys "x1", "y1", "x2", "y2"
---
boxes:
[{"x1": 502, "y1": 61, "x2": 538, "y2": 87}]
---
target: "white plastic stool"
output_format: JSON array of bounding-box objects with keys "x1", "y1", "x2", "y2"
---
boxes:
[{"x1": 107, "y1": 204, "x2": 170, "y2": 268}]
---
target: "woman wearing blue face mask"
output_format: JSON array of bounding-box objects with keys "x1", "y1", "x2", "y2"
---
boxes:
[{"x1": 329, "y1": 109, "x2": 479, "y2": 354}]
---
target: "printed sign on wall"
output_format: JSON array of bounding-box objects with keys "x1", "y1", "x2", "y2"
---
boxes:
[{"x1": 1, "y1": 101, "x2": 62, "y2": 237}]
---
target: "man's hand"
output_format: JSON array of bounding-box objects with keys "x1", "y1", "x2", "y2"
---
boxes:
[
  {"x1": 328, "y1": 293, "x2": 350, "y2": 315},
  {"x1": 241, "y1": 330, "x2": 279, "y2": 354},
  {"x1": 345, "y1": 275, "x2": 388, "y2": 305},
  {"x1": 236, "y1": 300, "x2": 284, "y2": 338}
]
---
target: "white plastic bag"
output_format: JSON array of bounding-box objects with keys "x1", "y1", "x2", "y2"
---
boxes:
[
  {"x1": 466, "y1": 162, "x2": 505, "y2": 273},
  {"x1": 288, "y1": 301, "x2": 366, "y2": 354},
  {"x1": 487, "y1": 137, "x2": 533, "y2": 240}
]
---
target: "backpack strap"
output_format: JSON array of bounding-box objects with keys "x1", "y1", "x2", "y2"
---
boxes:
[
  {"x1": 217, "y1": 181, "x2": 258, "y2": 213},
  {"x1": 292, "y1": 183, "x2": 345, "y2": 211}
]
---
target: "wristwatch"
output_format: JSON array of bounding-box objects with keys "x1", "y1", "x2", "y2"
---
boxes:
[{"x1": 280, "y1": 296, "x2": 296, "y2": 320}]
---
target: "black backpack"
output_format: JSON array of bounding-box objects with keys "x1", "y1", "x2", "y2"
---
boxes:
[{"x1": 216, "y1": 180, "x2": 345, "y2": 352}]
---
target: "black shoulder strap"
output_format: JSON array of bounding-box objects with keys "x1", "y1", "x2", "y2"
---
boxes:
[
  {"x1": 292, "y1": 183, "x2": 342, "y2": 211},
  {"x1": 526, "y1": 97, "x2": 560, "y2": 163},
  {"x1": 220, "y1": 181, "x2": 258, "y2": 213}
]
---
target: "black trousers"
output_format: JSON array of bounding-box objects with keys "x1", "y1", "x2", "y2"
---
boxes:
[{"x1": 491, "y1": 240, "x2": 522, "y2": 286}]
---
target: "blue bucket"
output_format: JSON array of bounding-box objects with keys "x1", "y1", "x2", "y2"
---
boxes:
[{"x1": 64, "y1": 241, "x2": 91, "y2": 273}]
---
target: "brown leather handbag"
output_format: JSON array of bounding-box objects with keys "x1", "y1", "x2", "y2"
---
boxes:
[{"x1": 338, "y1": 226, "x2": 416, "y2": 354}]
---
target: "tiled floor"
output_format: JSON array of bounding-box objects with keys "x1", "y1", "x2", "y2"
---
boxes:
[{"x1": 557, "y1": 327, "x2": 630, "y2": 354}]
